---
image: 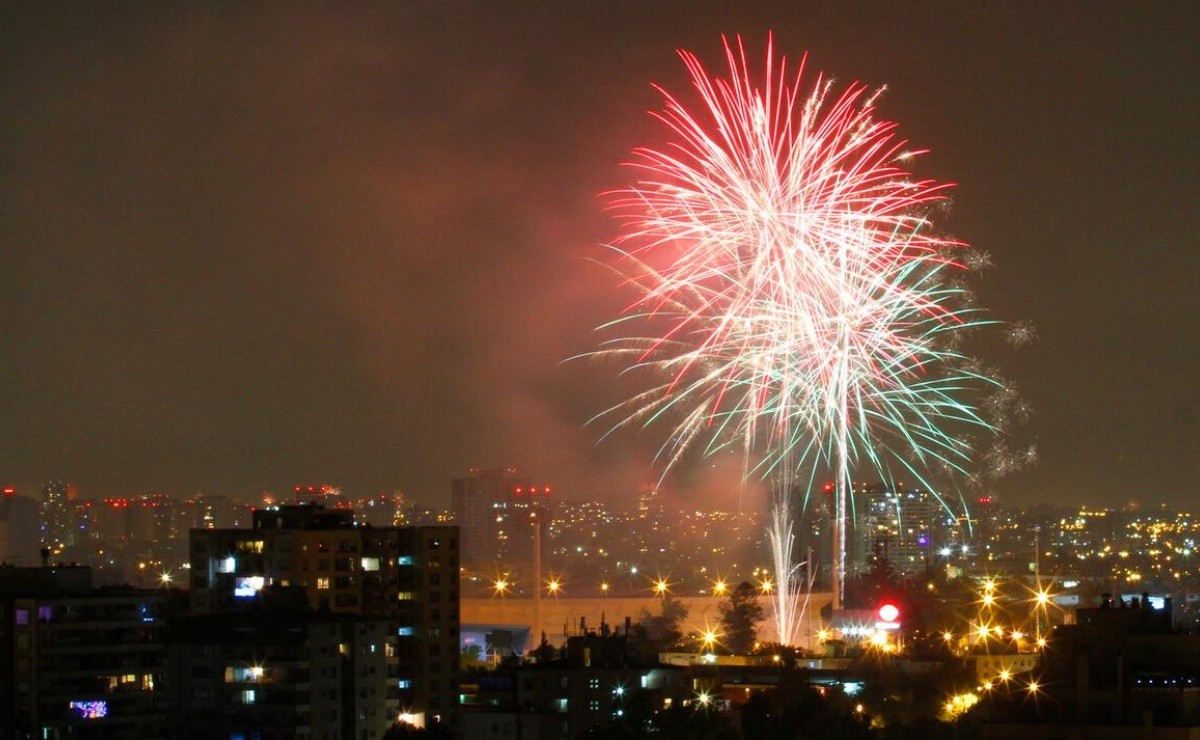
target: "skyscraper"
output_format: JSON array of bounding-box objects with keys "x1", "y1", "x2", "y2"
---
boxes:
[
  {"x1": 856, "y1": 486, "x2": 935, "y2": 575},
  {"x1": 39, "y1": 481, "x2": 78, "y2": 556},
  {"x1": 189, "y1": 504, "x2": 461, "y2": 729},
  {"x1": 451, "y1": 468, "x2": 543, "y2": 564}
]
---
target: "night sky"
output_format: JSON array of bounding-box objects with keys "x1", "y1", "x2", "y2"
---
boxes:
[{"x1": 1, "y1": 2, "x2": 1196, "y2": 510}]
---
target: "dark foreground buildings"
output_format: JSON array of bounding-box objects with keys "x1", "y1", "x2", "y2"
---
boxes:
[
  {"x1": 1, "y1": 504, "x2": 460, "y2": 739},
  {"x1": 0, "y1": 565, "x2": 168, "y2": 739},
  {"x1": 979, "y1": 595, "x2": 1200, "y2": 738}
]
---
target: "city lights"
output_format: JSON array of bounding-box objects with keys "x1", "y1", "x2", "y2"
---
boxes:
[{"x1": 6, "y1": 14, "x2": 1193, "y2": 738}]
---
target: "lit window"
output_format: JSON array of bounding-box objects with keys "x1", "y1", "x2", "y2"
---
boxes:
[
  {"x1": 317, "y1": 578, "x2": 330, "y2": 590},
  {"x1": 361, "y1": 557, "x2": 380, "y2": 572},
  {"x1": 398, "y1": 627, "x2": 414, "y2": 636},
  {"x1": 398, "y1": 556, "x2": 413, "y2": 566},
  {"x1": 238, "y1": 689, "x2": 256, "y2": 704},
  {"x1": 397, "y1": 592, "x2": 415, "y2": 601}
]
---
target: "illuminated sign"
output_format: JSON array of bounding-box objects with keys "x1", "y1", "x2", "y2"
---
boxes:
[
  {"x1": 69, "y1": 700, "x2": 108, "y2": 719},
  {"x1": 875, "y1": 601, "x2": 901, "y2": 630},
  {"x1": 234, "y1": 576, "x2": 265, "y2": 598}
]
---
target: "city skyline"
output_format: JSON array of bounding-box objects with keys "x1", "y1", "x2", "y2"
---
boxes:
[{"x1": 1, "y1": 3, "x2": 1197, "y2": 508}]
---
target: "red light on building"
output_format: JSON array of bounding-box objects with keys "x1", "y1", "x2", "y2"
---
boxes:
[
  {"x1": 978, "y1": 496, "x2": 992, "y2": 504},
  {"x1": 2, "y1": 487, "x2": 14, "y2": 496}
]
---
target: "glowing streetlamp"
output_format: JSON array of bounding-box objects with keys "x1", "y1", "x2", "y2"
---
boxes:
[
  {"x1": 653, "y1": 578, "x2": 670, "y2": 597},
  {"x1": 712, "y1": 579, "x2": 728, "y2": 597},
  {"x1": 493, "y1": 579, "x2": 509, "y2": 597},
  {"x1": 546, "y1": 578, "x2": 561, "y2": 596}
]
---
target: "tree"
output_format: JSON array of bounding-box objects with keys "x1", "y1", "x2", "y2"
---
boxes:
[
  {"x1": 719, "y1": 580, "x2": 764, "y2": 654},
  {"x1": 637, "y1": 594, "x2": 689, "y2": 647}
]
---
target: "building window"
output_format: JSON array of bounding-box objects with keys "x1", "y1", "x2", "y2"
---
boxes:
[
  {"x1": 397, "y1": 592, "x2": 415, "y2": 601},
  {"x1": 15, "y1": 609, "x2": 29, "y2": 626},
  {"x1": 317, "y1": 578, "x2": 330, "y2": 590}
]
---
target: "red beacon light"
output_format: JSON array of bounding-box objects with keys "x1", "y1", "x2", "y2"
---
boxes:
[{"x1": 876, "y1": 601, "x2": 901, "y2": 629}]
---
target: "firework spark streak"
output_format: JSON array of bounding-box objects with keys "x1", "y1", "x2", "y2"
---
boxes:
[{"x1": 595, "y1": 36, "x2": 1002, "y2": 620}]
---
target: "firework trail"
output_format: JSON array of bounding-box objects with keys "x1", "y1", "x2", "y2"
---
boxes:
[{"x1": 595, "y1": 36, "x2": 1006, "y2": 620}]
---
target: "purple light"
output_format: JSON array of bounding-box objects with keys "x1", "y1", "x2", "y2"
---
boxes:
[{"x1": 69, "y1": 700, "x2": 108, "y2": 719}]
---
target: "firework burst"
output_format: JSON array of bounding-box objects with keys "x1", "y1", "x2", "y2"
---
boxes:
[{"x1": 594, "y1": 36, "x2": 1011, "y2": 617}]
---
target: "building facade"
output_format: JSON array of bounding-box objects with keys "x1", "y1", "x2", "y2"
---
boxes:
[
  {"x1": 188, "y1": 505, "x2": 460, "y2": 730},
  {"x1": 0, "y1": 566, "x2": 168, "y2": 740}
]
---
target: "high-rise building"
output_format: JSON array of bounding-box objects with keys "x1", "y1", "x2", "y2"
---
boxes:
[
  {"x1": 180, "y1": 494, "x2": 247, "y2": 531},
  {"x1": 856, "y1": 486, "x2": 935, "y2": 575},
  {"x1": 0, "y1": 565, "x2": 168, "y2": 739},
  {"x1": 0, "y1": 488, "x2": 41, "y2": 565},
  {"x1": 188, "y1": 505, "x2": 460, "y2": 730},
  {"x1": 40, "y1": 481, "x2": 78, "y2": 556},
  {"x1": 169, "y1": 611, "x2": 398, "y2": 740},
  {"x1": 452, "y1": 468, "x2": 548, "y2": 564}
]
